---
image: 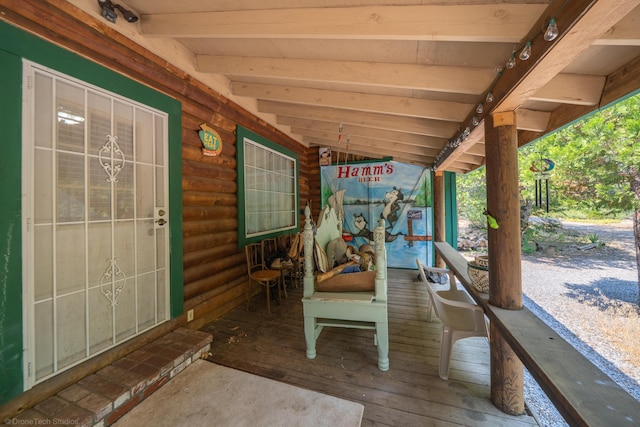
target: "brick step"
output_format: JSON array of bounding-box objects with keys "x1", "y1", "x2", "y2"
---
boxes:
[{"x1": 5, "y1": 328, "x2": 212, "y2": 427}]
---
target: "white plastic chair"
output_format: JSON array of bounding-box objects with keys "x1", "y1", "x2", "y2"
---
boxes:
[{"x1": 416, "y1": 259, "x2": 489, "y2": 380}]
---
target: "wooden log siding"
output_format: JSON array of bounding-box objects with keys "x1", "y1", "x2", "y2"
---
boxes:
[
  {"x1": 0, "y1": 1, "x2": 312, "y2": 320},
  {"x1": 182, "y1": 206, "x2": 238, "y2": 222}
]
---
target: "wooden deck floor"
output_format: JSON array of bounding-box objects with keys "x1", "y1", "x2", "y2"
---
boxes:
[{"x1": 201, "y1": 268, "x2": 538, "y2": 426}]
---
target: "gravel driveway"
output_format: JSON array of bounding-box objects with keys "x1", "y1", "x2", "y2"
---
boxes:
[{"x1": 520, "y1": 219, "x2": 640, "y2": 426}]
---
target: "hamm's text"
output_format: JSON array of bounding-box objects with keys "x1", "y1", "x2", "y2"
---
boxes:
[{"x1": 336, "y1": 163, "x2": 394, "y2": 179}]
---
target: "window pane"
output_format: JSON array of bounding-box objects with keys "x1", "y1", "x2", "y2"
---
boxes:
[
  {"x1": 137, "y1": 272, "x2": 155, "y2": 330},
  {"x1": 87, "y1": 222, "x2": 112, "y2": 288},
  {"x1": 136, "y1": 108, "x2": 153, "y2": 164},
  {"x1": 88, "y1": 93, "x2": 111, "y2": 153},
  {"x1": 241, "y1": 136, "x2": 297, "y2": 238},
  {"x1": 56, "y1": 81, "x2": 85, "y2": 153},
  {"x1": 88, "y1": 156, "x2": 111, "y2": 221},
  {"x1": 115, "y1": 160, "x2": 134, "y2": 219},
  {"x1": 88, "y1": 286, "x2": 113, "y2": 355},
  {"x1": 34, "y1": 301, "x2": 54, "y2": 380},
  {"x1": 114, "y1": 280, "x2": 135, "y2": 342},
  {"x1": 57, "y1": 291, "x2": 86, "y2": 369},
  {"x1": 34, "y1": 149, "x2": 53, "y2": 224},
  {"x1": 56, "y1": 223, "x2": 86, "y2": 295},
  {"x1": 114, "y1": 101, "x2": 134, "y2": 158},
  {"x1": 156, "y1": 269, "x2": 166, "y2": 322},
  {"x1": 34, "y1": 225, "x2": 53, "y2": 302},
  {"x1": 57, "y1": 152, "x2": 85, "y2": 222},
  {"x1": 137, "y1": 218, "x2": 155, "y2": 274},
  {"x1": 136, "y1": 163, "x2": 154, "y2": 218},
  {"x1": 34, "y1": 72, "x2": 53, "y2": 149},
  {"x1": 154, "y1": 115, "x2": 164, "y2": 166},
  {"x1": 155, "y1": 165, "x2": 165, "y2": 207}
]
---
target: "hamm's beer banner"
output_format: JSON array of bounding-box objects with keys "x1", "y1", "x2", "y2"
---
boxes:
[{"x1": 321, "y1": 161, "x2": 432, "y2": 269}]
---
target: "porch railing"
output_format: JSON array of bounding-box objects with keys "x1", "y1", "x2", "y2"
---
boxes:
[{"x1": 434, "y1": 241, "x2": 640, "y2": 427}]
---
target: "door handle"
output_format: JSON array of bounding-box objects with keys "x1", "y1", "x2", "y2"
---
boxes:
[{"x1": 156, "y1": 218, "x2": 167, "y2": 226}]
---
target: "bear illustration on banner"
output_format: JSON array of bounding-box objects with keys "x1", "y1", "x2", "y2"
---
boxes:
[{"x1": 321, "y1": 161, "x2": 432, "y2": 269}]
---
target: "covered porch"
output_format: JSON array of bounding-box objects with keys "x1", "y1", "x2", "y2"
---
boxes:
[
  {"x1": 1, "y1": 1, "x2": 640, "y2": 425},
  {"x1": 4, "y1": 269, "x2": 540, "y2": 425},
  {"x1": 201, "y1": 268, "x2": 537, "y2": 426}
]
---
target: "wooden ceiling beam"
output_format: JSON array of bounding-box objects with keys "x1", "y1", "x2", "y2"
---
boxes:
[
  {"x1": 435, "y1": 0, "x2": 639, "y2": 170},
  {"x1": 493, "y1": 0, "x2": 639, "y2": 114},
  {"x1": 517, "y1": 130, "x2": 545, "y2": 148},
  {"x1": 599, "y1": 52, "x2": 640, "y2": 106},
  {"x1": 519, "y1": 42, "x2": 640, "y2": 147},
  {"x1": 290, "y1": 127, "x2": 444, "y2": 155},
  {"x1": 515, "y1": 109, "x2": 551, "y2": 132},
  {"x1": 198, "y1": 56, "x2": 495, "y2": 95},
  {"x1": 232, "y1": 82, "x2": 472, "y2": 122},
  {"x1": 457, "y1": 152, "x2": 485, "y2": 165},
  {"x1": 141, "y1": 4, "x2": 547, "y2": 42},
  {"x1": 301, "y1": 131, "x2": 441, "y2": 157},
  {"x1": 531, "y1": 74, "x2": 606, "y2": 106},
  {"x1": 321, "y1": 146, "x2": 385, "y2": 161},
  {"x1": 328, "y1": 144, "x2": 471, "y2": 174},
  {"x1": 278, "y1": 117, "x2": 448, "y2": 149},
  {"x1": 593, "y1": 5, "x2": 640, "y2": 46},
  {"x1": 463, "y1": 142, "x2": 486, "y2": 157},
  {"x1": 438, "y1": 125, "x2": 485, "y2": 172},
  {"x1": 258, "y1": 100, "x2": 459, "y2": 138},
  {"x1": 303, "y1": 137, "x2": 483, "y2": 171},
  {"x1": 304, "y1": 137, "x2": 434, "y2": 164}
]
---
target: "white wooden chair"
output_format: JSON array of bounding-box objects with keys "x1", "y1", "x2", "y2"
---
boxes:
[
  {"x1": 416, "y1": 259, "x2": 488, "y2": 380},
  {"x1": 302, "y1": 205, "x2": 389, "y2": 371}
]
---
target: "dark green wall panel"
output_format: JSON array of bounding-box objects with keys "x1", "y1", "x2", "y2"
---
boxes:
[
  {"x1": 0, "y1": 21, "x2": 183, "y2": 405},
  {"x1": 0, "y1": 43, "x2": 25, "y2": 408}
]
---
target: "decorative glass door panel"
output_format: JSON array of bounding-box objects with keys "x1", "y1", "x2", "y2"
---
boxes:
[{"x1": 22, "y1": 61, "x2": 170, "y2": 387}]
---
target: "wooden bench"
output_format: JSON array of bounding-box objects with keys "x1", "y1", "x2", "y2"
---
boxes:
[{"x1": 434, "y1": 241, "x2": 640, "y2": 427}]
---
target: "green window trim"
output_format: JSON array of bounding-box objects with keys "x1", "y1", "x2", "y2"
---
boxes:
[{"x1": 236, "y1": 126, "x2": 299, "y2": 247}]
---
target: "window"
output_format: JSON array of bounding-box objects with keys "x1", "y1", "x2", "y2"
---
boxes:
[{"x1": 236, "y1": 126, "x2": 298, "y2": 246}]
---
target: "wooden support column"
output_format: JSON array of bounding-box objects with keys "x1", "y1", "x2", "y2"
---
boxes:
[
  {"x1": 484, "y1": 111, "x2": 524, "y2": 415},
  {"x1": 433, "y1": 171, "x2": 446, "y2": 268}
]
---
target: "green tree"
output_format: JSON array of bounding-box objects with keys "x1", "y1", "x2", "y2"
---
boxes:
[
  {"x1": 458, "y1": 93, "x2": 640, "y2": 304},
  {"x1": 520, "y1": 93, "x2": 640, "y2": 303},
  {"x1": 457, "y1": 168, "x2": 486, "y2": 228}
]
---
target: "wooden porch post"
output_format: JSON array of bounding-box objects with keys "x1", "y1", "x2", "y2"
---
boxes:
[
  {"x1": 433, "y1": 171, "x2": 446, "y2": 268},
  {"x1": 484, "y1": 111, "x2": 524, "y2": 415}
]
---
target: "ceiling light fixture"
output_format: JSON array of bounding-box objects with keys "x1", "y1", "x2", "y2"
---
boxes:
[
  {"x1": 544, "y1": 18, "x2": 559, "y2": 41},
  {"x1": 519, "y1": 42, "x2": 532, "y2": 61},
  {"x1": 505, "y1": 52, "x2": 517, "y2": 69},
  {"x1": 98, "y1": 0, "x2": 138, "y2": 23},
  {"x1": 486, "y1": 91, "x2": 494, "y2": 103}
]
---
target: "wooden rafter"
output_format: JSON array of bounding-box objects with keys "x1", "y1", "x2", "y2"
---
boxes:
[{"x1": 141, "y1": 4, "x2": 548, "y2": 41}]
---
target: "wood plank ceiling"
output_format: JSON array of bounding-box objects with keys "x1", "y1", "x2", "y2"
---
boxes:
[{"x1": 115, "y1": 0, "x2": 640, "y2": 173}]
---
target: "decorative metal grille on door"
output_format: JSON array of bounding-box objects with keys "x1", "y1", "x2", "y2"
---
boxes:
[{"x1": 22, "y1": 61, "x2": 170, "y2": 387}]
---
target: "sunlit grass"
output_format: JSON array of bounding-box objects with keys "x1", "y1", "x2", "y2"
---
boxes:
[{"x1": 598, "y1": 314, "x2": 640, "y2": 366}]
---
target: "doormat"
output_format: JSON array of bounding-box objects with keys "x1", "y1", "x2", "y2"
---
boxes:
[{"x1": 113, "y1": 359, "x2": 364, "y2": 426}]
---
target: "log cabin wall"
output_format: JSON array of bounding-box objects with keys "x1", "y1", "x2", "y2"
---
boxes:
[{"x1": 0, "y1": 3, "x2": 314, "y2": 326}]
